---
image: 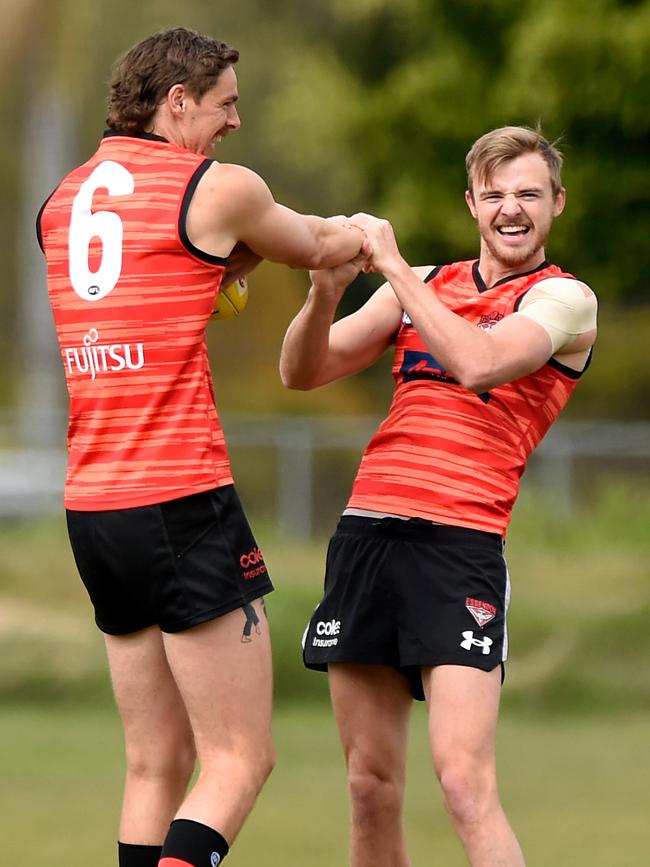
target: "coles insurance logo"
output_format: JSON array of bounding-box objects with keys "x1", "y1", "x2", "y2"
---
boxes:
[
  {"x1": 239, "y1": 547, "x2": 268, "y2": 581},
  {"x1": 312, "y1": 619, "x2": 341, "y2": 648},
  {"x1": 64, "y1": 328, "x2": 145, "y2": 380}
]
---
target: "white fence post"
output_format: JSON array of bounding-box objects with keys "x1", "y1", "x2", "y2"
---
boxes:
[{"x1": 277, "y1": 421, "x2": 314, "y2": 540}]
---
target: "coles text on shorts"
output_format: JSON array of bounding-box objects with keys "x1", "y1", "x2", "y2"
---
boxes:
[{"x1": 313, "y1": 619, "x2": 341, "y2": 648}]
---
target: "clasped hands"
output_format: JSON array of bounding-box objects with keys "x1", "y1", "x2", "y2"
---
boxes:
[
  {"x1": 329, "y1": 212, "x2": 401, "y2": 274},
  {"x1": 312, "y1": 213, "x2": 403, "y2": 295}
]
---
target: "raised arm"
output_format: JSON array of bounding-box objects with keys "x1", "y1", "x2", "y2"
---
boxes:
[
  {"x1": 280, "y1": 260, "x2": 404, "y2": 390},
  {"x1": 351, "y1": 214, "x2": 597, "y2": 393},
  {"x1": 187, "y1": 162, "x2": 367, "y2": 269}
]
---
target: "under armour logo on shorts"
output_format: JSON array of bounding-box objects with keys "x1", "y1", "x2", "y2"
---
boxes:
[{"x1": 460, "y1": 630, "x2": 493, "y2": 655}]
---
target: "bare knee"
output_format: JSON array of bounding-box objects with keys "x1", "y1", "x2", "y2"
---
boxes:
[
  {"x1": 199, "y1": 733, "x2": 276, "y2": 797},
  {"x1": 126, "y1": 729, "x2": 196, "y2": 789},
  {"x1": 348, "y1": 768, "x2": 404, "y2": 828},
  {"x1": 436, "y1": 758, "x2": 497, "y2": 829},
  {"x1": 237, "y1": 731, "x2": 276, "y2": 791},
  {"x1": 252, "y1": 736, "x2": 276, "y2": 790}
]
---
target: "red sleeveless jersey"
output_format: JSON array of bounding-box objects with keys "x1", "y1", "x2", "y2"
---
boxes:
[
  {"x1": 37, "y1": 132, "x2": 233, "y2": 510},
  {"x1": 347, "y1": 260, "x2": 589, "y2": 535}
]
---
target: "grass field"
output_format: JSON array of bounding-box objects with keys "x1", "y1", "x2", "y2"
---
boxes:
[
  {"x1": 1, "y1": 479, "x2": 649, "y2": 710},
  {"x1": 0, "y1": 479, "x2": 649, "y2": 864},
  {"x1": 0, "y1": 702, "x2": 648, "y2": 866}
]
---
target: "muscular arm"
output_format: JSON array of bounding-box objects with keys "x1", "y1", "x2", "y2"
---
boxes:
[
  {"x1": 280, "y1": 266, "x2": 404, "y2": 390},
  {"x1": 186, "y1": 163, "x2": 366, "y2": 269},
  {"x1": 352, "y1": 214, "x2": 597, "y2": 393}
]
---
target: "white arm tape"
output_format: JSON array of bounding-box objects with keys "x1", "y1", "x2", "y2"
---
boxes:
[{"x1": 515, "y1": 277, "x2": 598, "y2": 354}]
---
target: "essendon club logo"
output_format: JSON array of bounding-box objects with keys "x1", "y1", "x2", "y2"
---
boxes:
[
  {"x1": 465, "y1": 597, "x2": 497, "y2": 628},
  {"x1": 477, "y1": 312, "x2": 504, "y2": 332}
]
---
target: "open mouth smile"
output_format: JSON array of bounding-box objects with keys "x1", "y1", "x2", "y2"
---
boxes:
[{"x1": 496, "y1": 225, "x2": 531, "y2": 237}]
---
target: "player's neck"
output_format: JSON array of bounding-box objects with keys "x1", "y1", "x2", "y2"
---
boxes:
[{"x1": 476, "y1": 248, "x2": 547, "y2": 289}]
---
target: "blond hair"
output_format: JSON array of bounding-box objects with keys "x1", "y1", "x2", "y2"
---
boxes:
[{"x1": 466, "y1": 126, "x2": 563, "y2": 198}]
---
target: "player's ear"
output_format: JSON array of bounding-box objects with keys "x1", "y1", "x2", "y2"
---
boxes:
[
  {"x1": 168, "y1": 83, "x2": 187, "y2": 116},
  {"x1": 552, "y1": 187, "x2": 566, "y2": 218},
  {"x1": 465, "y1": 189, "x2": 478, "y2": 219}
]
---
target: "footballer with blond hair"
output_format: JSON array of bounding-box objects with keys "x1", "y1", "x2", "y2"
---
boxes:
[{"x1": 281, "y1": 125, "x2": 597, "y2": 867}]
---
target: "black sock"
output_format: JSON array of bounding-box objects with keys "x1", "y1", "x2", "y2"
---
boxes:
[
  {"x1": 118, "y1": 841, "x2": 162, "y2": 867},
  {"x1": 159, "y1": 818, "x2": 229, "y2": 866}
]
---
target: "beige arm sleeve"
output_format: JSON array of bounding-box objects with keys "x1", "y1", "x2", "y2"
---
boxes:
[{"x1": 515, "y1": 277, "x2": 598, "y2": 354}]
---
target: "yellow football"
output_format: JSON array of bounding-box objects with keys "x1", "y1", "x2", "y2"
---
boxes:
[{"x1": 211, "y1": 277, "x2": 249, "y2": 320}]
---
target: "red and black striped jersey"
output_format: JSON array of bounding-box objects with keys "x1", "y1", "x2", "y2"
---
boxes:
[
  {"x1": 347, "y1": 260, "x2": 589, "y2": 535},
  {"x1": 38, "y1": 132, "x2": 233, "y2": 510}
]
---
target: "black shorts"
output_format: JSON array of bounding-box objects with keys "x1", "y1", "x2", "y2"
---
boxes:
[
  {"x1": 66, "y1": 485, "x2": 273, "y2": 635},
  {"x1": 303, "y1": 515, "x2": 509, "y2": 700}
]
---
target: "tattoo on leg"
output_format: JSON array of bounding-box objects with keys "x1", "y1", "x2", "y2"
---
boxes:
[{"x1": 241, "y1": 602, "x2": 261, "y2": 642}]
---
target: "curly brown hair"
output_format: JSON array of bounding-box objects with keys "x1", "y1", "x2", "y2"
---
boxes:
[
  {"x1": 466, "y1": 126, "x2": 564, "y2": 199},
  {"x1": 106, "y1": 27, "x2": 239, "y2": 133}
]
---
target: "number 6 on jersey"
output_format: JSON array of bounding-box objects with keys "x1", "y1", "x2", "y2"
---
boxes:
[{"x1": 68, "y1": 160, "x2": 135, "y2": 301}]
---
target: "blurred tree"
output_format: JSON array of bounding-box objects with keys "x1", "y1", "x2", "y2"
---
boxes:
[
  {"x1": 0, "y1": 0, "x2": 647, "y2": 422},
  {"x1": 254, "y1": 0, "x2": 650, "y2": 418},
  {"x1": 0, "y1": 0, "x2": 377, "y2": 419},
  {"x1": 264, "y1": 0, "x2": 650, "y2": 307}
]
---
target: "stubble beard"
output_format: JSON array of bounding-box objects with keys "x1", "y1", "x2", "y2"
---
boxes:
[{"x1": 482, "y1": 222, "x2": 551, "y2": 271}]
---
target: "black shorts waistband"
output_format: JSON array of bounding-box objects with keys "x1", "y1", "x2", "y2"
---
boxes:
[{"x1": 335, "y1": 515, "x2": 503, "y2": 549}]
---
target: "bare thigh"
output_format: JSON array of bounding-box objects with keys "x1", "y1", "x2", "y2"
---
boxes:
[
  {"x1": 329, "y1": 663, "x2": 413, "y2": 773},
  {"x1": 423, "y1": 664, "x2": 502, "y2": 780},
  {"x1": 105, "y1": 626, "x2": 194, "y2": 764},
  {"x1": 161, "y1": 599, "x2": 274, "y2": 837},
  {"x1": 162, "y1": 600, "x2": 273, "y2": 759}
]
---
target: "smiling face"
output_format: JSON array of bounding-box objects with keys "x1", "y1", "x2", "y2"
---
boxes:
[
  {"x1": 180, "y1": 65, "x2": 241, "y2": 156},
  {"x1": 466, "y1": 152, "x2": 566, "y2": 278},
  {"x1": 154, "y1": 65, "x2": 241, "y2": 156}
]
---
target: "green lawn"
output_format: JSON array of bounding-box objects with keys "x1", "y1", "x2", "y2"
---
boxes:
[
  {"x1": 1, "y1": 481, "x2": 649, "y2": 864},
  {"x1": 0, "y1": 702, "x2": 648, "y2": 867}
]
